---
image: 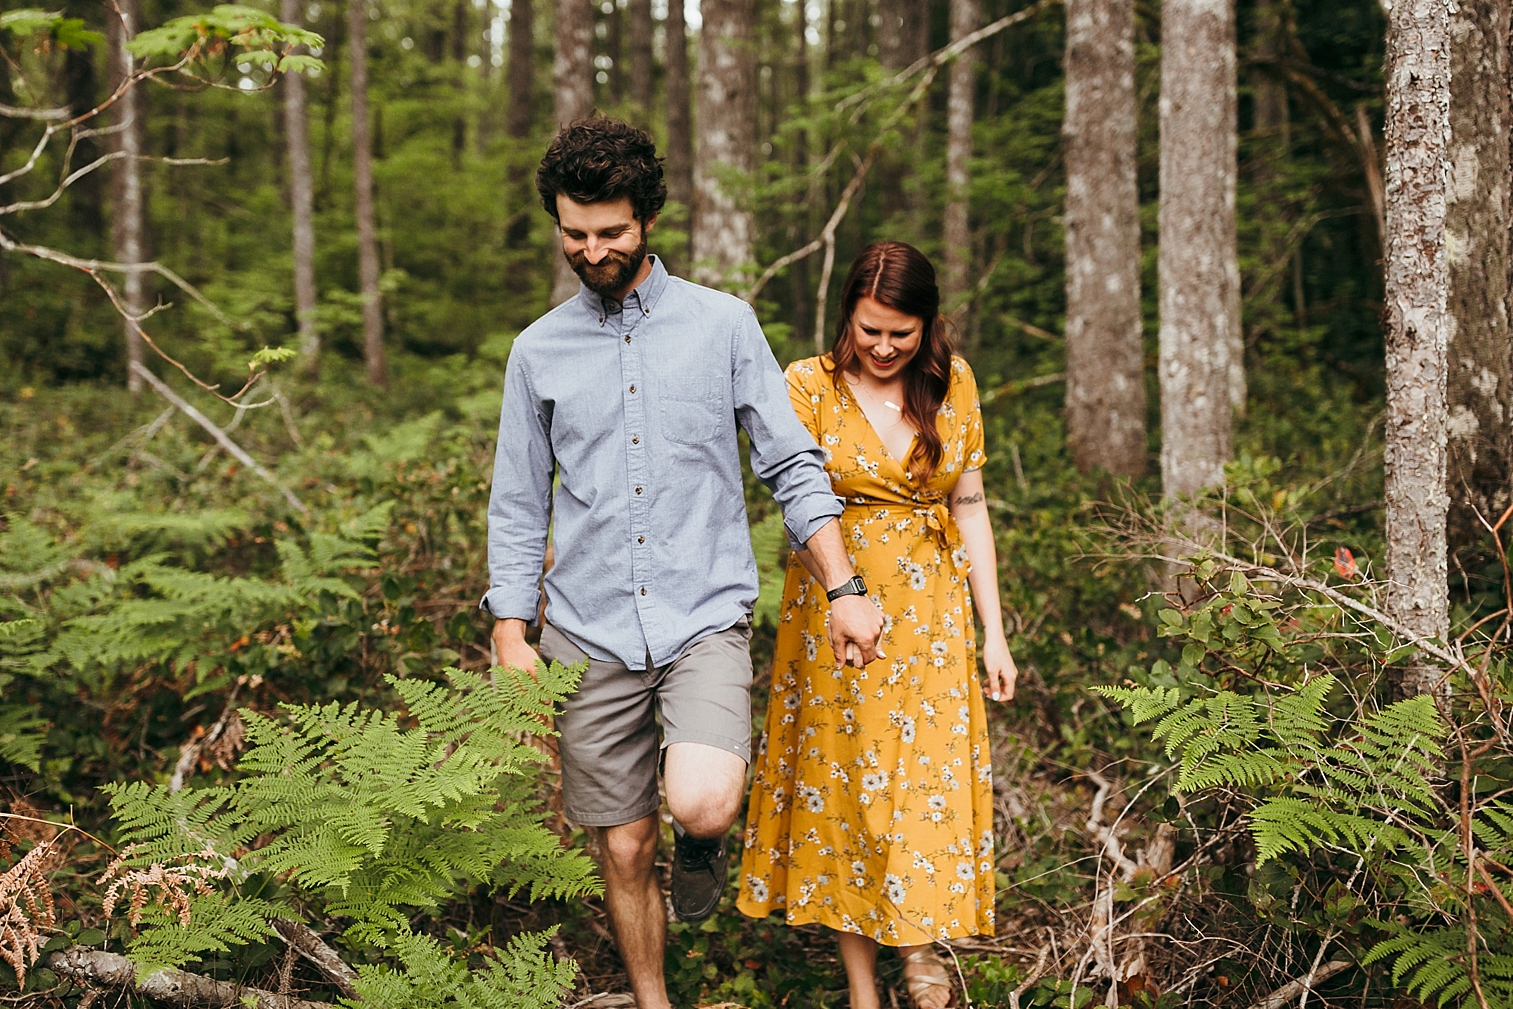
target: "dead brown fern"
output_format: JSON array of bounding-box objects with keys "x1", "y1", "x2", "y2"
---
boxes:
[
  {"x1": 0, "y1": 835, "x2": 63, "y2": 988},
  {"x1": 100, "y1": 844, "x2": 230, "y2": 928}
]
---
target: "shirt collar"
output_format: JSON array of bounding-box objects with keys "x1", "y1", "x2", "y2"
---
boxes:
[{"x1": 576, "y1": 254, "x2": 670, "y2": 325}]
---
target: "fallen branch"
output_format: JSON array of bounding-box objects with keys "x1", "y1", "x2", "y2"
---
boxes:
[
  {"x1": 130, "y1": 361, "x2": 308, "y2": 514},
  {"x1": 1244, "y1": 960, "x2": 1353, "y2": 1009},
  {"x1": 272, "y1": 920, "x2": 360, "y2": 999},
  {"x1": 49, "y1": 948, "x2": 331, "y2": 1009}
]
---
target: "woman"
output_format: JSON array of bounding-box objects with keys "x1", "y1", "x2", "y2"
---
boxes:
[{"x1": 738, "y1": 241, "x2": 1017, "y2": 1009}]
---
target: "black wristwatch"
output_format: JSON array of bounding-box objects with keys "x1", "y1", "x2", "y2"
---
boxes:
[{"x1": 826, "y1": 575, "x2": 868, "y2": 602}]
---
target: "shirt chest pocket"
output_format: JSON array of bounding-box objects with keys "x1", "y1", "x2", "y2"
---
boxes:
[{"x1": 660, "y1": 375, "x2": 726, "y2": 445}]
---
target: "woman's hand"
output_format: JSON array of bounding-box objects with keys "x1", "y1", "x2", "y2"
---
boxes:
[{"x1": 982, "y1": 630, "x2": 1018, "y2": 702}]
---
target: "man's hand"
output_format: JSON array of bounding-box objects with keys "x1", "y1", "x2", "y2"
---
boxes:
[
  {"x1": 491, "y1": 618, "x2": 540, "y2": 677},
  {"x1": 828, "y1": 593, "x2": 884, "y2": 669}
]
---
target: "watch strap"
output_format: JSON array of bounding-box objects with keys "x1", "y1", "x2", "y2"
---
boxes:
[{"x1": 826, "y1": 575, "x2": 868, "y2": 602}]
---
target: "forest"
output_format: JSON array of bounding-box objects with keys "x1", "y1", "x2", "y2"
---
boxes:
[{"x1": 1, "y1": 0, "x2": 1511, "y2": 1005}]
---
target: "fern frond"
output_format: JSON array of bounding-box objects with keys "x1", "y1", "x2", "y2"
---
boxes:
[
  {"x1": 1249, "y1": 796, "x2": 1407, "y2": 863},
  {"x1": 1092, "y1": 685, "x2": 1181, "y2": 725}
]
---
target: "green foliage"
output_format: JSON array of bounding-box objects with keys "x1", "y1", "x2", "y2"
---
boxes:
[
  {"x1": 343, "y1": 926, "x2": 578, "y2": 1009},
  {"x1": 1102, "y1": 553, "x2": 1512, "y2": 1009},
  {"x1": 0, "y1": 9, "x2": 104, "y2": 50},
  {"x1": 102, "y1": 662, "x2": 596, "y2": 974},
  {"x1": 128, "y1": 4, "x2": 323, "y2": 74}
]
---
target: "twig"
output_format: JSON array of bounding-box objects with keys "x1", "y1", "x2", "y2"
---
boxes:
[
  {"x1": 49, "y1": 948, "x2": 331, "y2": 1009},
  {"x1": 982, "y1": 372, "x2": 1066, "y2": 404},
  {"x1": 1244, "y1": 960, "x2": 1352, "y2": 1009},
  {"x1": 130, "y1": 361, "x2": 309, "y2": 514}
]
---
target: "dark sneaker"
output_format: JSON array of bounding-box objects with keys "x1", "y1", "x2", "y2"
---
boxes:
[{"x1": 670, "y1": 830, "x2": 729, "y2": 923}]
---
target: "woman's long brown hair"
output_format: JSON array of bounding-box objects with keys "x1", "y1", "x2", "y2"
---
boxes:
[{"x1": 827, "y1": 241, "x2": 955, "y2": 483}]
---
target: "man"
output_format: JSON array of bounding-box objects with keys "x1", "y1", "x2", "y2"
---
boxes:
[{"x1": 482, "y1": 118, "x2": 885, "y2": 1009}]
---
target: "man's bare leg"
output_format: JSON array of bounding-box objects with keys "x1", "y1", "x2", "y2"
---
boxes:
[
  {"x1": 596, "y1": 815, "x2": 670, "y2": 1009},
  {"x1": 663, "y1": 741, "x2": 746, "y2": 837}
]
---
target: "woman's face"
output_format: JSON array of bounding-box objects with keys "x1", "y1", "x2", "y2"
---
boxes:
[{"x1": 848, "y1": 296, "x2": 924, "y2": 383}]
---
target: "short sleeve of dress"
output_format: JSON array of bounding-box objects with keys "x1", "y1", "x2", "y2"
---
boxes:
[{"x1": 954, "y1": 358, "x2": 987, "y2": 472}]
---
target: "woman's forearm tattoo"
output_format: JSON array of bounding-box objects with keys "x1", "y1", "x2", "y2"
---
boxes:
[{"x1": 953, "y1": 491, "x2": 984, "y2": 507}]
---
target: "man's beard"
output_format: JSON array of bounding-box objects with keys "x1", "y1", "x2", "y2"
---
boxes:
[{"x1": 569, "y1": 232, "x2": 649, "y2": 299}]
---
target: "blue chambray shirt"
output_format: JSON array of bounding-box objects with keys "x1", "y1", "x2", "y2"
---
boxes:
[{"x1": 481, "y1": 256, "x2": 843, "y2": 670}]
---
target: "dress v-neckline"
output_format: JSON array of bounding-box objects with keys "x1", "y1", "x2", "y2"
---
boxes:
[{"x1": 842, "y1": 376, "x2": 918, "y2": 472}]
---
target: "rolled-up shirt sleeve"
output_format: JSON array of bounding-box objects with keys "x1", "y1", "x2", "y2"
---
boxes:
[
  {"x1": 731, "y1": 307, "x2": 842, "y2": 548},
  {"x1": 480, "y1": 351, "x2": 554, "y2": 622}
]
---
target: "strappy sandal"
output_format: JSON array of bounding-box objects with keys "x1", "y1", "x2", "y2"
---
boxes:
[{"x1": 900, "y1": 947, "x2": 957, "y2": 1009}]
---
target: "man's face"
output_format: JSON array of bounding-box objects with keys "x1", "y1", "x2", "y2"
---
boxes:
[{"x1": 556, "y1": 195, "x2": 657, "y2": 298}]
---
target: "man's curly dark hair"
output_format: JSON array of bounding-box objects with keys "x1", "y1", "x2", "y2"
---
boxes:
[{"x1": 536, "y1": 117, "x2": 667, "y2": 223}]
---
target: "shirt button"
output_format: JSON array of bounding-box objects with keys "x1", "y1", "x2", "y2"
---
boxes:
[
  {"x1": 624, "y1": 335, "x2": 631, "y2": 343},
  {"x1": 635, "y1": 486, "x2": 643, "y2": 494},
  {"x1": 640, "y1": 587, "x2": 647, "y2": 596},
  {"x1": 629, "y1": 384, "x2": 636, "y2": 393},
  {"x1": 637, "y1": 535, "x2": 645, "y2": 544},
  {"x1": 632, "y1": 436, "x2": 640, "y2": 444}
]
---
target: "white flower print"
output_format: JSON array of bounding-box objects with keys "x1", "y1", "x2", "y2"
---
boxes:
[
  {"x1": 957, "y1": 861, "x2": 975, "y2": 880},
  {"x1": 747, "y1": 876, "x2": 770, "y2": 903},
  {"x1": 928, "y1": 795, "x2": 947, "y2": 812},
  {"x1": 885, "y1": 874, "x2": 907, "y2": 904},
  {"x1": 798, "y1": 784, "x2": 825, "y2": 813}
]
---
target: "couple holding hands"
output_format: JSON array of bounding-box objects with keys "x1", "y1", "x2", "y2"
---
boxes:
[{"x1": 483, "y1": 118, "x2": 1018, "y2": 1009}]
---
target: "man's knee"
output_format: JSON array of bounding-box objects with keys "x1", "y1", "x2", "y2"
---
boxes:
[
  {"x1": 596, "y1": 818, "x2": 659, "y2": 878},
  {"x1": 664, "y1": 743, "x2": 747, "y2": 836}
]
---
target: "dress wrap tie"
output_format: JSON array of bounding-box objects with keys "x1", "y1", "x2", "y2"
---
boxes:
[{"x1": 843, "y1": 495, "x2": 959, "y2": 552}]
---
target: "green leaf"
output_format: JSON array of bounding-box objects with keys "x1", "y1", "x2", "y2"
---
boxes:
[{"x1": 247, "y1": 345, "x2": 296, "y2": 370}]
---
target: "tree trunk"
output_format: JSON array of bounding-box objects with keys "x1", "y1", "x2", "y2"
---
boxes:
[
  {"x1": 791, "y1": 0, "x2": 813, "y2": 345},
  {"x1": 1158, "y1": 0, "x2": 1239, "y2": 500},
  {"x1": 452, "y1": 0, "x2": 469, "y2": 158},
  {"x1": 282, "y1": 0, "x2": 320, "y2": 366},
  {"x1": 507, "y1": 0, "x2": 536, "y2": 138},
  {"x1": 506, "y1": 0, "x2": 536, "y2": 248},
  {"x1": 111, "y1": 0, "x2": 146, "y2": 393},
  {"x1": 664, "y1": 0, "x2": 694, "y2": 273},
  {"x1": 551, "y1": 0, "x2": 596, "y2": 305},
  {"x1": 628, "y1": 0, "x2": 653, "y2": 121},
  {"x1": 605, "y1": 0, "x2": 623, "y2": 105},
  {"x1": 348, "y1": 0, "x2": 386, "y2": 385},
  {"x1": 1252, "y1": 0, "x2": 1289, "y2": 138},
  {"x1": 1384, "y1": 0, "x2": 1454, "y2": 693},
  {"x1": 942, "y1": 0, "x2": 978, "y2": 306},
  {"x1": 1063, "y1": 0, "x2": 1145, "y2": 477},
  {"x1": 878, "y1": 0, "x2": 928, "y2": 69},
  {"x1": 691, "y1": 0, "x2": 758, "y2": 289},
  {"x1": 1446, "y1": 0, "x2": 1513, "y2": 564}
]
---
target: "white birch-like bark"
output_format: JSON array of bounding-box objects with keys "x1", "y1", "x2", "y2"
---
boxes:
[
  {"x1": 1158, "y1": 0, "x2": 1240, "y2": 499},
  {"x1": 348, "y1": 0, "x2": 385, "y2": 385},
  {"x1": 112, "y1": 0, "x2": 146, "y2": 392},
  {"x1": 942, "y1": 0, "x2": 979, "y2": 303},
  {"x1": 550, "y1": 0, "x2": 596, "y2": 305},
  {"x1": 1446, "y1": 0, "x2": 1513, "y2": 559},
  {"x1": 1384, "y1": 0, "x2": 1454, "y2": 692},
  {"x1": 1063, "y1": 0, "x2": 1145, "y2": 476},
  {"x1": 691, "y1": 0, "x2": 758, "y2": 289},
  {"x1": 282, "y1": 0, "x2": 319, "y2": 364}
]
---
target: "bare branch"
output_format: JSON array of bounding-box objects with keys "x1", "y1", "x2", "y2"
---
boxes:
[
  {"x1": 1245, "y1": 960, "x2": 1353, "y2": 1009},
  {"x1": 49, "y1": 948, "x2": 332, "y2": 1009},
  {"x1": 271, "y1": 920, "x2": 359, "y2": 999},
  {"x1": 0, "y1": 102, "x2": 70, "y2": 120},
  {"x1": 130, "y1": 362, "x2": 309, "y2": 514}
]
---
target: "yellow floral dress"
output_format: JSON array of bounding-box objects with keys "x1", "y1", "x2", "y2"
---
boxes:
[{"x1": 737, "y1": 354, "x2": 996, "y2": 945}]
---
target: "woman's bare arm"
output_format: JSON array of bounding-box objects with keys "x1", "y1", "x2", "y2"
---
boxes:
[{"x1": 949, "y1": 469, "x2": 1017, "y2": 700}]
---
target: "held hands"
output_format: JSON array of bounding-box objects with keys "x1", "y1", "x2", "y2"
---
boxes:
[
  {"x1": 828, "y1": 593, "x2": 885, "y2": 669},
  {"x1": 982, "y1": 630, "x2": 1018, "y2": 702}
]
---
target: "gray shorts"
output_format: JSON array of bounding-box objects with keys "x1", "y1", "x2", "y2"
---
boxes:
[{"x1": 539, "y1": 619, "x2": 754, "y2": 827}]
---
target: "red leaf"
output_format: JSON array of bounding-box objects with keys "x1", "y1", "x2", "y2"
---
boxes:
[{"x1": 1334, "y1": 547, "x2": 1358, "y2": 579}]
